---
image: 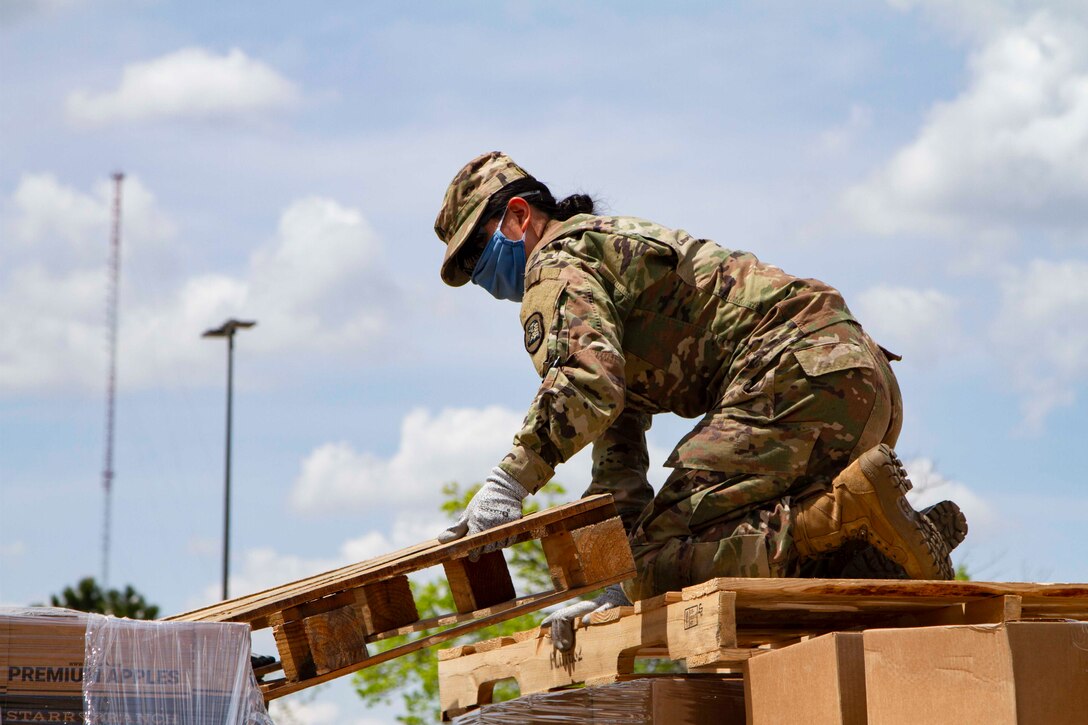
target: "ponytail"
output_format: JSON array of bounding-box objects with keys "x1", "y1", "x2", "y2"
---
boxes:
[{"x1": 554, "y1": 193, "x2": 595, "y2": 220}]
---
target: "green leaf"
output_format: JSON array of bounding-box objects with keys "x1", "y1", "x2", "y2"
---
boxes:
[{"x1": 353, "y1": 481, "x2": 572, "y2": 722}]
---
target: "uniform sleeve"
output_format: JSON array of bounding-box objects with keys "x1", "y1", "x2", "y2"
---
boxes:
[
  {"x1": 498, "y1": 252, "x2": 627, "y2": 494},
  {"x1": 585, "y1": 406, "x2": 654, "y2": 533}
]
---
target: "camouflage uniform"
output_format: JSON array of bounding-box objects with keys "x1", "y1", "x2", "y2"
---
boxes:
[{"x1": 500, "y1": 215, "x2": 903, "y2": 599}]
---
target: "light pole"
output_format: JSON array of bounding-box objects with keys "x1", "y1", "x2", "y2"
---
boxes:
[{"x1": 202, "y1": 318, "x2": 256, "y2": 601}]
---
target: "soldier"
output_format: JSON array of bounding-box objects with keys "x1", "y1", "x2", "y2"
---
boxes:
[{"x1": 434, "y1": 152, "x2": 967, "y2": 651}]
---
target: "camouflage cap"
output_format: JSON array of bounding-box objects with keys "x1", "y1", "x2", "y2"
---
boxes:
[{"x1": 435, "y1": 151, "x2": 531, "y2": 286}]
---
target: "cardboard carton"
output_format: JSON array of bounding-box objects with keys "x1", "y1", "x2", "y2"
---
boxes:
[
  {"x1": 863, "y1": 621, "x2": 1088, "y2": 724},
  {"x1": 0, "y1": 610, "x2": 88, "y2": 724},
  {"x1": 1, "y1": 608, "x2": 268, "y2": 725},
  {"x1": 746, "y1": 632, "x2": 867, "y2": 725}
]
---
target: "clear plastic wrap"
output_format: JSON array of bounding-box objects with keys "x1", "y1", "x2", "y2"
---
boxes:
[
  {"x1": 451, "y1": 677, "x2": 746, "y2": 724},
  {"x1": 0, "y1": 607, "x2": 272, "y2": 725}
]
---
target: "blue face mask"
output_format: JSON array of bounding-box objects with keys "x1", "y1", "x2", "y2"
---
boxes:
[{"x1": 470, "y1": 213, "x2": 527, "y2": 302}]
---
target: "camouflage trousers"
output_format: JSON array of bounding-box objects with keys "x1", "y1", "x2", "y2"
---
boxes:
[{"x1": 622, "y1": 321, "x2": 902, "y2": 601}]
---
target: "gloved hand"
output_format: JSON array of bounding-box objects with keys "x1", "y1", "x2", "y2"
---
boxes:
[
  {"x1": 541, "y1": 584, "x2": 631, "y2": 652},
  {"x1": 437, "y1": 467, "x2": 528, "y2": 556}
]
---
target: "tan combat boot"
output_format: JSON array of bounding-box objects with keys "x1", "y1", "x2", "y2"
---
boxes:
[
  {"x1": 793, "y1": 444, "x2": 955, "y2": 580},
  {"x1": 922, "y1": 500, "x2": 968, "y2": 552}
]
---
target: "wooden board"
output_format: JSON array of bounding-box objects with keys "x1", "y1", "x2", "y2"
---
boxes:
[
  {"x1": 438, "y1": 576, "x2": 1088, "y2": 719},
  {"x1": 693, "y1": 577, "x2": 1088, "y2": 644},
  {"x1": 167, "y1": 495, "x2": 635, "y2": 701},
  {"x1": 438, "y1": 585, "x2": 749, "y2": 718},
  {"x1": 169, "y1": 494, "x2": 617, "y2": 628}
]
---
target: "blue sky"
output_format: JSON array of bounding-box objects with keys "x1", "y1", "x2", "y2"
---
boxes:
[{"x1": 2, "y1": 1, "x2": 1087, "y2": 721}]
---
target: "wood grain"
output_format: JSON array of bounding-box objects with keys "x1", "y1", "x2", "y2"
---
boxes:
[
  {"x1": 437, "y1": 586, "x2": 739, "y2": 717},
  {"x1": 168, "y1": 494, "x2": 617, "y2": 626}
]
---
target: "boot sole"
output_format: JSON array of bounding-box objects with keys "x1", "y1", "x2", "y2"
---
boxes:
[
  {"x1": 839, "y1": 543, "x2": 910, "y2": 580},
  {"x1": 922, "y1": 500, "x2": 968, "y2": 551},
  {"x1": 856, "y1": 445, "x2": 953, "y2": 580}
]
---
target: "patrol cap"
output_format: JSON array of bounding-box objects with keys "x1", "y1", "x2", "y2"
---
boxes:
[{"x1": 435, "y1": 151, "x2": 531, "y2": 286}]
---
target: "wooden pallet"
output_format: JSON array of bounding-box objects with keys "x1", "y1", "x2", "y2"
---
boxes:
[
  {"x1": 167, "y1": 494, "x2": 634, "y2": 700},
  {"x1": 437, "y1": 576, "x2": 1088, "y2": 719}
]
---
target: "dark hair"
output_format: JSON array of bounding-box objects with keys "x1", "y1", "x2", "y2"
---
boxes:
[{"x1": 456, "y1": 177, "x2": 597, "y2": 277}]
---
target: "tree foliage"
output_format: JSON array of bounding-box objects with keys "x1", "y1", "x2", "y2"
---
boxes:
[
  {"x1": 47, "y1": 576, "x2": 160, "y2": 619},
  {"x1": 352, "y1": 481, "x2": 573, "y2": 725}
]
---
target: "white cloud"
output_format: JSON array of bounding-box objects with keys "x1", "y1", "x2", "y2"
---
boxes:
[
  {"x1": 290, "y1": 406, "x2": 528, "y2": 513},
  {"x1": 265, "y1": 701, "x2": 385, "y2": 725},
  {"x1": 267, "y1": 700, "x2": 341, "y2": 725},
  {"x1": 990, "y1": 258, "x2": 1088, "y2": 432},
  {"x1": 6, "y1": 173, "x2": 176, "y2": 267},
  {"x1": 816, "y1": 104, "x2": 873, "y2": 155},
  {"x1": 889, "y1": 1, "x2": 1088, "y2": 42},
  {"x1": 0, "y1": 264, "x2": 109, "y2": 390},
  {"x1": 10, "y1": 173, "x2": 105, "y2": 252},
  {"x1": 845, "y1": 12, "x2": 1088, "y2": 236},
  {"x1": 854, "y1": 285, "x2": 961, "y2": 363},
  {"x1": 267, "y1": 699, "x2": 387, "y2": 725},
  {"x1": 245, "y1": 197, "x2": 390, "y2": 353},
  {"x1": 186, "y1": 537, "x2": 218, "y2": 557},
  {"x1": 197, "y1": 512, "x2": 447, "y2": 606},
  {"x1": 290, "y1": 403, "x2": 682, "y2": 515},
  {"x1": 65, "y1": 47, "x2": 299, "y2": 125},
  {"x1": 0, "y1": 173, "x2": 178, "y2": 390},
  {"x1": 0, "y1": 541, "x2": 26, "y2": 558},
  {"x1": 905, "y1": 456, "x2": 996, "y2": 534},
  {"x1": 0, "y1": 0, "x2": 82, "y2": 24},
  {"x1": 266, "y1": 701, "x2": 337, "y2": 725},
  {"x1": 118, "y1": 196, "x2": 391, "y2": 381},
  {"x1": 0, "y1": 175, "x2": 396, "y2": 392},
  {"x1": 887, "y1": 1, "x2": 1020, "y2": 41}
]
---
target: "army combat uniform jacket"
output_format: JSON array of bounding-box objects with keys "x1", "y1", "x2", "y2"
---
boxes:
[{"x1": 497, "y1": 215, "x2": 877, "y2": 528}]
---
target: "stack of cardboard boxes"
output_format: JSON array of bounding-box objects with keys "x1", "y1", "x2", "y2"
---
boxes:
[
  {"x1": 748, "y1": 622, "x2": 1088, "y2": 724},
  {"x1": 0, "y1": 608, "x2": 271, "y2": 725},
  {"x1": 449, "y1": 621, "x2": 1088, "y2": 724}
]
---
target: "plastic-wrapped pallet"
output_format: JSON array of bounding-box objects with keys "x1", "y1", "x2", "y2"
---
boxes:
[
  {"x1": 451, "y1": 677, "x2": 746, "y2": 724},
  {"x1": 0, "y1": 607, "x2": 272, "y2": 725}
]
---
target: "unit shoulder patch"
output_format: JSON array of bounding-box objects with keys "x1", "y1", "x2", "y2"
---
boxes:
[{"x1": 523, "y1": 312, "x2": 544, "y2": 354}]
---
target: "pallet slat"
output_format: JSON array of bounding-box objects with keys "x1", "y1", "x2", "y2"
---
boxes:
[
  {"x1": 261, "y1": 581, "x2": 621, "y2": 700},
  {"x1": 168, "y1": 495, "x2": 618, "y2": 626},
  {"x1": 167, "y1": 495, "x2": 634, "y2": 701}
]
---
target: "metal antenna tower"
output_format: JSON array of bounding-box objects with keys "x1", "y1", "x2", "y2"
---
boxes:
[{"x1": 101, "y1": 171, "x2": 124, "y2": 588}]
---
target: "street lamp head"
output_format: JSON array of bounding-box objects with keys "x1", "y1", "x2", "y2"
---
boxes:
[{"x1": 202, "y1": 319, "x2": 257, "y2": 338}]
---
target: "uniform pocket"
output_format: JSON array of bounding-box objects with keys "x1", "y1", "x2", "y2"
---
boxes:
[
  {"x1": 792, "y1": 341, "x2": 874, "y2": 378},
  {"x1": 665, "y1": 415, "x2": 820, "y2": 477},
  {"x1": 521, "y1": 268, "x2": 566, "y2": 375}
]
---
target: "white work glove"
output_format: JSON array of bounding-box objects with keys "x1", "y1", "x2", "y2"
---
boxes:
[
  {"x1": 437, "y1": 468, "x2": 528, "y2": 556},
  {"x1": 541, "y1": 584, "x2": 631, "y2": 652}
]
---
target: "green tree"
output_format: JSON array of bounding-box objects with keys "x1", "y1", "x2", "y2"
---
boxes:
[
  {"x1": 47, "y1": 576, "x2": 160, "y2": 619},
  {"x1": 353, "y1": 482, "x2": 572, "y2": 724}
]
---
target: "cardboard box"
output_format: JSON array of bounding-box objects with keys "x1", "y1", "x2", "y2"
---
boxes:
[
  {"x1": 1, "y1": 608, "x2": 269, "y2": 725},
  {"x1": 747, "y1": 632, "x2": 867, "y2": 725},
  {"x1": 863, "y1": 621, "x2": 1088, "y2": 725},
  {"x1": 0, "y1": 609, "x2": 88, "y2": 724},
  {"x1": 452, "y1": 676, "x2": 747, "y2": 724}
]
